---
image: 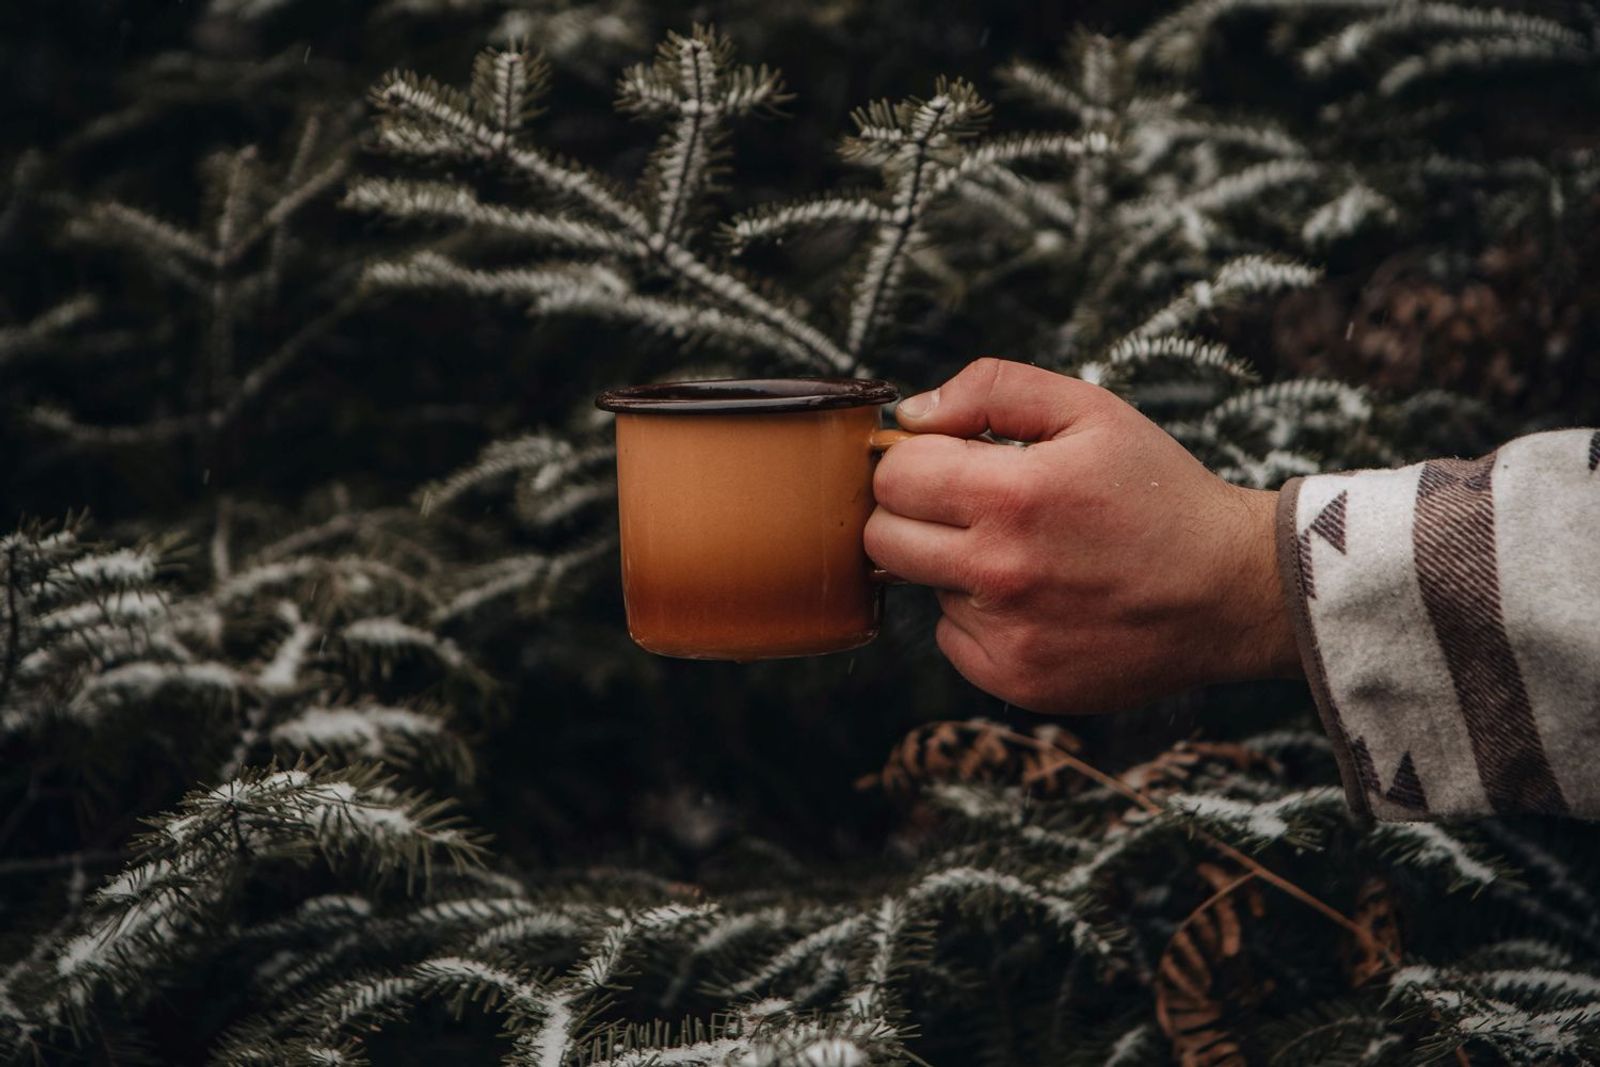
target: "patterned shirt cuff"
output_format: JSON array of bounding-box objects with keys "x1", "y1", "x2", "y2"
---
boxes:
[{"x1": 1275, "y1": 431, "x2": 1600, "y2": 821}]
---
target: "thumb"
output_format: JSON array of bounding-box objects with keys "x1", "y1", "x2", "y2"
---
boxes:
[{"x1": 894, "y1": 358, "x2": 1108, "y2": 442}]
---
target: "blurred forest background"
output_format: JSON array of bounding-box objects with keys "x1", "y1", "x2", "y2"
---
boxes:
[{"x1": 4, "y1": 0, "x2": 1600, "y2": 1064}]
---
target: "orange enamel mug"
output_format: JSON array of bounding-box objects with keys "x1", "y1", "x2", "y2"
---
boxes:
[{"x1": 595, "y1": 378, "x2": 916, "y2": 661}]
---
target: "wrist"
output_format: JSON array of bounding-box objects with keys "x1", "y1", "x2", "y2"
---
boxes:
[{"x1": 1215, "y1": 486, "x2": 1305, "y2": 683}]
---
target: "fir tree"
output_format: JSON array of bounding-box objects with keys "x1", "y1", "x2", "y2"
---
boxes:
[{"x1": 3, "y1": 4, "x2": 1600, "y2": 1065}]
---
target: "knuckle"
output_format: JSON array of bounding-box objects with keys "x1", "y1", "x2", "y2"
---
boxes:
[
  {"x1": 979, "y1": 465, "x2": 1037, "y2": 522},
  {"x1": 946, "y1": 356, "x2": 1006, "y2": 402},
  {"x1": 963, "y1": 356, "x2": 1006, "y2": 384},
  {"x1": 972, "y1": 553, "x2": 1032, "y2": 606},
  {"x1": 874, "y1": 435, "x2": 948, "y2": 506}
]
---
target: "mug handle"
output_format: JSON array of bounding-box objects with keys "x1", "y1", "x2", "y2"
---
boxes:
[
  {"x1": 869, "y1": 428, "x2": 919, "y2": 451},
  {"x1": 867, "y1": 427, "x2": 920, "y2": 584}
]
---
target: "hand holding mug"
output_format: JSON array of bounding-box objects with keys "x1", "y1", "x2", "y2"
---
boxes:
[{"x1": 866, "y1": 358, "x2": 1304, "y2": 713}]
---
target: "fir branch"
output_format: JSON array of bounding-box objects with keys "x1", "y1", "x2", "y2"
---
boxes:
[
  {"x1": 1166, "y1": 787, "x2": 1345, "y2": 850},
  {"x1": 1300, "y1": 5, "x2": 1586, "y2": 76},
  {"x1": 531, "y1": 284, "x2": 822, "y2": 368},
  {"x1": 68, "y1": 660, "x2": 242, "y2": 721},
  {"x1": 269, "y1": 704, "x2": 458, "y2": 768},
  {"x1": 1136, "y1": 117, "x2": 1307, "y2": 159},
  {"x1": 1300, "y1": 184, "x2": 1399, "y2": 245},
  {"x1": 626, "y1": 27, "x2": 769, "y2": 241},
  {"x1": 843, "y1": 79, "x2": 992, "y2": 362},
  {"x1": 1129, "y1": 256, "x2": 1322, "y2": 339},
  {"x1": 1104, "y1": 1021, "x2": 1161, "y2": 1066},
  {"x1": 1197, "y1": 378, "x2": 1371, "y2": 441},
  {"x1": 256, "y1": 602, "x2": 318, "y2": 696},
  {"x1": 434, "y1": 539, "x2": 613, "y2": 624},
  {"x1": 364, "y1": 252, "x2": 628, "y2": 300},
  {"x1": 1130, "y1": 0, "x2": 1395, "y2": 72},
  {"x1": 653, "y1": 243, "x2": 851, "y2": 372},
  {"x1": 0, "y1": 296, "x2": 99, "y2": 369},
  {"x1": 928, "y1": 131, "x2": 1115, "y2": 197},
  {"x1": 908, "y1": 865, "x2": 1111, "y2": 955},
  {"x1": 215, "y1": 555, "x2": 434, "y2": 610},
  {"x1": 345, "y1": 180, "x2": 645, "y2": 255},
  {"x1": 723, "y1": 196, "x2": 892, "y2": 252},
  {"x1": 511, "y1": 477, "x2": 615, "y2": 530},
  {"x1": 723, "y1": 915, "x2": 870, "y2": 999},
  {"x1": 27, "y1": 405, "x2": 211, "y2": 447},
  {"x1": 961, "y1": 166, "x2": 1079, "y2": 229},
  {"x1": 1119, "y1": 159, "x2": 1323, "y2": 230},
  {"x1": 416, "y1": 434, "x2": 587, "y2": 515},
  {"x1": 1378, "y1": 34, "x2": 1593, "y2": 96},
  {"x1": 51, "y1": 766, "x2": 484, "y2": 1009},
  {"x1": 68, "y1": 201, "x2": 215, "y2": 268},
  {"x1": 997, "y1": 59, "x2": 1090, "y2": 118},
  {"x1": 471, "y1": 47, "x2": 550, "y2": 136},
  {"x1": 512, "y1": 904, "x2": 714, "y2": 1065},
  {"x1": 340, "y1": 616, "x2": 467, "y2": 672},
  {"x1": 1368, "y1": 823, "x2": 1500, "y2": 892},
  {"x1": 373, "y1": 66, "x2": 644, "y2": 226},
  {"x1": 1103, "y1": 334, "x2": 1259, "y2": 384},
  {"x1": 33, "y1": 293, "x2": 362, "y2": 449}
]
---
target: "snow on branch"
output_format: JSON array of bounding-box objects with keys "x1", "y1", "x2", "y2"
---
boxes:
[
  {"x1": 621, "y1": 26, "x2": 787, "y2": 242},
  {"x1": 345, "y1": 180, "x2": 645, "y2": 255},
  {"x1": 51, "y1": 766, "x2": 483, "y2": 1009},
  {"x1": 1166, "y1": 787, "x2": 1345, "y2": 850},
  {"x1": 1369, "y1": 822, "x2": 1501, "y2": 892},
  {"x1": 1379, "y1": 34, "x2": 1594, "y2": 96},
  {"x1": 471, "y1": 47, "x2": 550, "y2": 136},
  {"x1": 1103, "y1": 334, "x2": 1258, "y2": 383},
  {"x1": 1129, "y1": 255, "x2": 1321, "y2": 339},
  {"x1": 270, "y1": 704, "x2": 465, "y2": 776},
  {"x1": 531, "y1": 284, "x2": 823, "y2": 369},
  {"x1": 0, "y1": 296, "x2": 98, "y2": 368},
  {"x1": 1119, "y1": 159, "x2": 1323, "y2": 230},
  {"x1": 1130, "y1": 0, "x2": 1395, "y2": 73},
  {"x1": 1300, "y1": 5, "x2": 1586, "y2": 76},
  {"x1": 364, "y1": 252, "x2": 629, "y2": 301},
  {"x1": 416, "y1": 434, "x2": 586, "y2": 515},
  {"x1": 723, "y1": 196, "x2": 892, "y2": 252},
  {"x1": 1300, "y1": 183, "x2": 1399, "y2": 245}
]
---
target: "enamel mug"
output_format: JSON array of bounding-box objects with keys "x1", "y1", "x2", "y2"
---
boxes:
[{"x1": 595, "y1": 378, "x2": 915, "y2": 660}]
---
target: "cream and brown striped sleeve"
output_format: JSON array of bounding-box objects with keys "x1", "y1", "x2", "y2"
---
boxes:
[{"x1": 1276, "y1": 428, "x2": 1600, "y2": 821}]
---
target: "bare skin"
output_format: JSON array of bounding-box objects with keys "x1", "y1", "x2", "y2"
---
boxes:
[{"x1": 866, "y1": 358, "x2": 1305, "y2": 715}]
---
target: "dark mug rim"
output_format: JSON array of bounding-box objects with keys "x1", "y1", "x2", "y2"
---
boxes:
[{"x1": 595, "y1": 377, "x2": 898, "y2": 415}]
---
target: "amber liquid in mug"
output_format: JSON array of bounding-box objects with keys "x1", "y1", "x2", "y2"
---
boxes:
[{"x1": 614, "y1": 404, "x2": 883, "y2": 660}]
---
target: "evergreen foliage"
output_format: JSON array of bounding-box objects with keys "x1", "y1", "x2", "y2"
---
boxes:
[{"x1": 3, "y1": 1, "x2": 1600, "y2": 1064}]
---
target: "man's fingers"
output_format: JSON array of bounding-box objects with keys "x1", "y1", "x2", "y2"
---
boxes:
[
  {"x1": 873, "y1": 433, "x2": 1015, "y2": 527},
  {"x1": 895, "y1": 357, "x2": 1111, "y2": 443},
  {"x1": 863, "y1": 508, "x2": 972, "y2": 591}
]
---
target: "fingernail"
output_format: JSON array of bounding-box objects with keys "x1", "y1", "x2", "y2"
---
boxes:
[{"x1": 897, "y1": 388, "x2": 938, "y2": 419}]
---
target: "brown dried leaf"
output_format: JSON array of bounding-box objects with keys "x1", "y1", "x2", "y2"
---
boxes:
[
  {"x1": 856, "y1": 718, "x2": 1086, "y2": 798},
  {"x1": 1119, "y1": 741, "x2": 1279, "y2": 797},
  {"x1": 1344, "y1": 875, "x2": 1403, "y2": 987},
  {"x1": 1154, "y1": 866, "x2": 1269, "y2": 1067}
]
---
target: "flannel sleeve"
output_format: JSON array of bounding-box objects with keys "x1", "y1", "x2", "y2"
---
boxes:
[{"x1": 1276, "y1": 429, "x2": 1600, "y2": 820}]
